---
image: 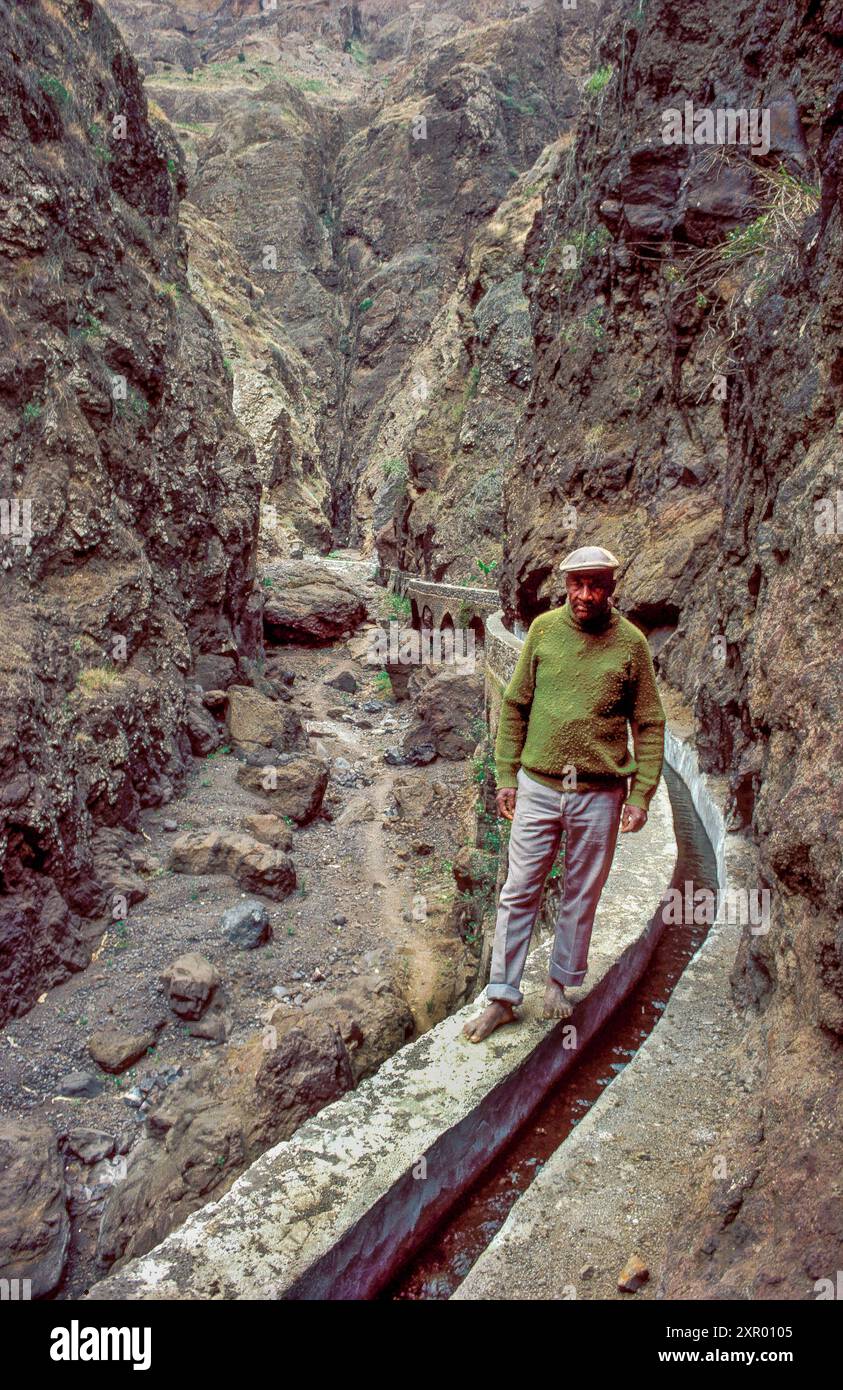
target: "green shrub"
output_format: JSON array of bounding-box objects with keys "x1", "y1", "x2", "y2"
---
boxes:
[
  {"x1": 38, "y1": 74, "x2": 70, "y2": 107},
  {"x1": 584, "y1": 65, "x2": 613, "y2": 96},
  {"x1": 501, "y1": 76, "x2": 536, "y2": 116},
  {"x1": 348, "y1": 39, "x2": 369, "y2": 66},
  {"x1": 721, "y1": 214, "x2": 772, "y2": 262}
]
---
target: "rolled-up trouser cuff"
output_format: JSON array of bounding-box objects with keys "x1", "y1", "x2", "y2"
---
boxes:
[
  {"x1": 486, "y1": 982, "x2": 523, "y2": 1006},
  {"x1": 548, "y1": 961, "x2": 586, "y2": 988}
]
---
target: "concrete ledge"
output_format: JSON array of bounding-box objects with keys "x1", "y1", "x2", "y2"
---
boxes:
[{"x1": 87, "y1": 782, "x2": 677, "y2": 1300}]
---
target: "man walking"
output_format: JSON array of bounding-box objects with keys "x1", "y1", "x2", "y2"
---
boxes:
[{"x1": 463, "y1": 546, "x2": 666, "y2": 1043}]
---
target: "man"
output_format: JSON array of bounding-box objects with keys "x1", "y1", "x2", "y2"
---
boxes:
[{"x1": 463, "y1": 545, "x2": 666, "y2": 1044}]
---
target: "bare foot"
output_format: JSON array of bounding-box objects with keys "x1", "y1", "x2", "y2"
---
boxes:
[
  {"x1": 462, "y1": 1001, "x2": 517, "y2": 1043},
  {"x1": 542, "y1": 977, "x2": 574, "y2": 1020}
]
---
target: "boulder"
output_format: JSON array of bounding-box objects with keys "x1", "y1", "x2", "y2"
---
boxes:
[
  {"x1": 160, "y1": 953, "x2": 221, "y2": 1019},
  {"x1": 241, "y1": 813, "x2": 293, "y2": 850},
  {"x1": 323, "y1": 667, "x2": 359, "y2": 692},
  {"x1": 63, "y1": 1129, "x2": 116, "y2": 1165},
  {"x1": 221, "y1": 901, "x2": 272, "y2": 948},
  {"x1": 335, "y1": 796, "x2": 376, "y2": 827},
  {"x1": 55, "y1": 1071, "x2": 105, "y2": 1099},
  {"x1": 401, "y1": 667, "x2": 485, "y2": 760},
  {"x1": 88, "y1": 1027, "x2": 158, "y2": 1074},
  {"x1": 262, "y1": 561, "x2": 368, "y2": 644},
  {"x1": 235, "y1": 754, "x2": 329, "y2": 825},
  {"x1": 168, "y1": 831, "x2": 296, "y2": 901},
  {"x1": 226, "y1": 685, "x2": 304, "y2": 755},
  {"x1": 391, "y1": 777, "x2": 438, "y2": 821},
  {"x1": 296, "y1": 974, "x2": 414, "y2": 1084}
]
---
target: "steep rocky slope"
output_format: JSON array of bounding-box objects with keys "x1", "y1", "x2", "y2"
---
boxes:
[
  {"x1": 102, "y1": 0, "x2": 597, "y2": 562},
  {"x1": 0, "y1": 0, "x2": 261, "y2": 1023},
  {"x1": 501, "y1": 0, "x2": 843, "y2": 1297}
]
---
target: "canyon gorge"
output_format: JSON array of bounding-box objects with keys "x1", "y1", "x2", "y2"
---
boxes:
[{"x1": 0, "y1": 0, "x2": 841, "y2": 1309}]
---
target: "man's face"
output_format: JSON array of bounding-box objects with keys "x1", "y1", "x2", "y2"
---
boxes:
[{"x1": 566, "y1": 568, "x2": 615, "y2": 622}]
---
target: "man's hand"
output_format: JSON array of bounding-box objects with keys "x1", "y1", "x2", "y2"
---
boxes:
[
  {"x1": 496, "y1": 788, "x2": 517, "y2": 821},
  {"x1": 620, "y1": 804, "x2": 647, "y2": 833}
]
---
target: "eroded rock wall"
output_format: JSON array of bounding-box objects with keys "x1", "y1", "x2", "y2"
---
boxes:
[
  {"x1": 0, "y1": 0, "x2": 260, "y2": 1023},
  {"x1": 502, "y1": 0, "x2": 843, "y2": 1297}
]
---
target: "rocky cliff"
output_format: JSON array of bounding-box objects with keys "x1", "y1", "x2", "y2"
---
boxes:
[
  {"x1": 0, "y1": 0, "x2": 260, "y2": 1024},
  {"x1": 500, "y1": 0, "x2": 843, "y2": 1297},
  {"x1": 101, "y1": 0, "x2": 597, "y2": 567}
]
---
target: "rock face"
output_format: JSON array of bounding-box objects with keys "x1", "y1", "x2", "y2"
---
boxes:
[
  {"x1": 97, "y1": 0, "x2": 596, "y2": 578},
  {"x1": 0, "y1": 1120, "x2": 70, "y2": 1298},
  {"x1": 95, "y1": 1012, "x2": 354, "y2": 1270},
  {"x1": 94, "y1": 968, "x2": 415, "y2": 1273},
  {"x1": 0, "y1": 0, "x2": 261, "y2": 1025},
  {"x1": 499, "y1": 0, "x2": 843, "y2": 1298}
]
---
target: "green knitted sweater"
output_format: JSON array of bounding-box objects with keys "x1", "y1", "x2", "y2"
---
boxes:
[{"x1": 494, "y1": 601, "x2": 666, "y2": 811}]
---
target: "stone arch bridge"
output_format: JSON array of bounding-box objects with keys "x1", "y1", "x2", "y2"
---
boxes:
[{"x1": 386, "y1": 568, "x2": 514, "y2": 647}]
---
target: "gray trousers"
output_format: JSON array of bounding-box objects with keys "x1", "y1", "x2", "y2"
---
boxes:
[{"x1": 487, "y1": 766, "x2": 626, "y2": 1005}]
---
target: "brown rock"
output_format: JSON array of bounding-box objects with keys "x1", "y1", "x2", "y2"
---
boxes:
[
  {"x1": 168, "y1": 830, "x2": 296, "y2": 901},
  {"x1": 95, "y1": 1015, "x2": 354, "y2": 1271},
  {"x1": 618, "y1": 1254, "x2": 649, "y2": 1293},
  {"x1": 160, "y1": 952, "x2": 221, "y2": 1020},
  {"x1": 335, "y1": 796, "x2": 376, "y2": 827},
  {"x1": 202, "y1": 689, "x2": 229, "y2": 713},
  {"x1": 391, "y1": 777, "x2": 437, "y2": 821},
  {"x1": 0, "y1": 1120, "x2": 69, "y2": 1298},
  {"x1": 88, "y1": 1028, "x2": 157, "y2": 1075},
  {"x1": 225, "y1": 684, "x2": 304, "y2": 755},
  {"x1": 235, "y1": 754, "x2": 329, "y2": 825},
  {"x1": 242, "y1": 813, "x2": 294, "y2": 850},
  {"x1": 262, "y1": 562, "x2": 368, "y2": 644},
  {"x1": 298, "y1": 974, "x2": 415, "y2": 1084},
  {"x1": 402, "y1": 667, "x2": 485, "y2": 760}
]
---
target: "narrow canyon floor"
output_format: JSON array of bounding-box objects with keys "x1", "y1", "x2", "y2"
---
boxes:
[{"x1": 0, "y1": 554, "x2": 479, "y2": 1296}]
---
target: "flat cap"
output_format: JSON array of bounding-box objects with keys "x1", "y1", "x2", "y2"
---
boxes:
[{"x1": 558, "y1": 544, "x2": 621, "y2": 573}]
